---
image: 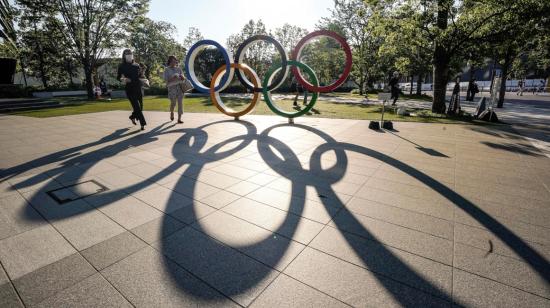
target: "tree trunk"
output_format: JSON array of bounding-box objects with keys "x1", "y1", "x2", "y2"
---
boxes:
[
  {"x1": 18, "y1": 54, "x2": 28, "y2": 87},
  {"x1": 83, "y1": 60, "x2": 94, "y2": 98},
  {"x1": 432, "y1": 54, "x2": 450, "y2": 113},
  {"x1": 497, "y1": 51, "x2": 512, "y2": 108},
  {"x1": 66, "y1": 60, "x2": 75, "y2": 88},
  {"x1": 416, "y1": 73, "x2": 423, "y2": 95},
  {"x1": 409, "y1": 75, "x2": 413, "y2": 95},
  {"x1": 431, "y1": 0, "x2": 450, "y2": 114}
]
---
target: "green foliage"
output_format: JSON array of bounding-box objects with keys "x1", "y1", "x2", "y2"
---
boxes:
[
  {"x1": 0, "y1": 0, "x2": 17, "y2": 50},
  {"x1": 129, "y1": 17, "x2": 184, "y2": 79},
  {"x1": 16, "y1": 0, "x2": 149, "y2": 97}
]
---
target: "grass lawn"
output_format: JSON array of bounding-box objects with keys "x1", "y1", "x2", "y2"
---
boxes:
[{"x1": 8, "y1": 95, "x2": 486, "y2": 124}]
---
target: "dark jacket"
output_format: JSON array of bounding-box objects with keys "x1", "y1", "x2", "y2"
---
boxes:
[
  {"x1": 389, "y1": 77, "x2": 399, "y2": 95},
  {"x1": 117, "y1": 62, "x2": 141, "y2": 91}
]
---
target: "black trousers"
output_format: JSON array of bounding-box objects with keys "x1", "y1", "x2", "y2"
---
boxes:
[{"x1": 126, "y1": 88, "x2": 146, "y2": 126}]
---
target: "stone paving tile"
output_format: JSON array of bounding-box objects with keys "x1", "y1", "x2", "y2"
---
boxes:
[
  {"x1": 329, "y1": 210, "x2": 453, "y2": 265},
  {"x1": 226, "y1": 180, "x2": 261, "y2": 196},
  {"x1": 193, "y1": 211, "x2": 305, "y2": 271},
  {"x1": 162, "y1": 177, "x2": 221, "y2": 200},
  {"x1": 102, "y1": 246, "x2": 235, "y2": 307},
  {"x1": 132, "y1": 185, "x2": 193, "y2": 214},
  {"x1": 127, "y1": 150, "x2": 164, "y2": 162},
  {"x1": 354, "y1": 185, "x2": 454, "y2": 220},
  {"x1": 200, "y1": 190, "x2": 241, "y2": 209},
  {"x1": 454, "y1": 243, "x2": 550, "y2": 298},
  {"x1": 453, "y1": 223, "x2": 550, "y2": 262},
  {"x1": 222, "y1": 197, "x2": 325, "y2": 245},
  {"x1": 193, "y1": 170, "x2": 243, "y2": 189},
  {"x1": 0, "y1": 179, "x2": 21, "y2": 198},
  {"x1": 345, "y1": 196, "x2": 454, "y2": 240},
  {"x1": 455, "y1": 184, "x2": 550, "y2": 211},
  {"x1": 81, "y1": 231, "x2": 147, "y2": 270},
  {"x1": 103, "y1": 155, "x2": 142, "y2": 168},
  {"x1": 247, "y1": 187, "x2": 339, "y2": 224},
  {"x1": 284, "y1": 247, "x2": 451, "y2": 307},
  {"x1": 0, "y1": 224, "x2": 76, "y2": 280},
  {"x1": 250, "y1": 274, "x2": 349, "y2": 308},
  {"x1": 0, "y1": 264, "x2": 8, "y2": 285},
  {"x1": 153, "y1": 227, "x2": 279, "y2": 306},
  {"x1": 76, "y1": 160, "x2": 120, "y2": 177},
  {"x1": 454, "y1": 208, "x2": 550, "y2": 245},
  {"x1": 463, "y1": 198, "x2": 550, "y2": 228},
  {"x1": 246, "y1": 172, "x2": 279, "y2": 186},
  {"x1": 7, "y1": 172, "x2": 61, "y2": 194},
  {"x1": 23, "y1": 191, "x2": 126, "y2": 251},
  {"x1": 95, "y1": 195, "x2": 163, "y2": 230},
  {"x1": 35, "y1": 273, "x2": 131, "y2": 308},
  {"x1": 13, "y1": 253, "x2": 96, "y2": 306},
  {"x1": 310, "y1": 226, "x2": 453, "y2": 298},
  {"x1": 212, "y1": 163, "x2": 260, "y2": 180},
  {"x1": 0, "y1": 282, "x2": 23, "y2": 307},
  {"x1": 0, "y1": 193, "x2": 46, "y2": 240},
  {"x1": 95, "y1": 168, "x2": 157, "y2": 193},
  {"x1": 130, "y1": 215, "x2": 186, "y2": 244},
  {"x1": 453, "y1": 268, "x2": 550, "y2": 308},
  {"x1": 167, "y1": 201, "x2": 217, "y2": 224}
]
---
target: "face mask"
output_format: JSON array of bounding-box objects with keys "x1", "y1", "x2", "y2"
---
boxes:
[{"x1": 125, "y1": 54, "x2": 133, "y2": 62}]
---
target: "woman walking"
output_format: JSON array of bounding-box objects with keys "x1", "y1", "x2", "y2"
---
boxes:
[
  {"x1": 117, "y1": 49, "x2": 146, "y2": 130},
  {"x1": 164, "y1": 55, "x2": 185, "y2": 123}
]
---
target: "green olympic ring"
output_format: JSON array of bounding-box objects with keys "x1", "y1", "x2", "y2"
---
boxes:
[{"x1": 262, "y1": 60, "x2": 319, "y2": 118}]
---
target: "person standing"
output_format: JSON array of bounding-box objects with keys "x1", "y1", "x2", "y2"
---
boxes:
[
  {"x1": 117, "y1": 49, "x2": 146, "y2": 130},
  {"x1": 466, "y1": 78, "x2": 477, "y2": 101},
  {"x1": 291, "y1": 75, "x2": 308, "y2": 107},
  {"x1": 517, "y1": 79, "x2": 524, "y2": 96},
  {"x1": 447, "y1": 77, "x2": 461, "y2": 115},
  {"x1": 163, "y1": 55, "x2": 185, "y2": 123},
  {"x1": 99, "y1": 77, "x2": 111, "y2": 101},
  {"x1": 389, "y1": 71, "x2": 400, "y2": 106}
]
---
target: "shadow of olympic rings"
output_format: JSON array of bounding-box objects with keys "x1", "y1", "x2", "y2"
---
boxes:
[{"x1": 5, "y1": 120, "x2": 549, "y2": 305}]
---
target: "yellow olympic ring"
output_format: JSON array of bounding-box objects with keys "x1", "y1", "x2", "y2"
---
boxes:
[{"x1": 209, "y1": 63, "x2": 261, "y2": 119}]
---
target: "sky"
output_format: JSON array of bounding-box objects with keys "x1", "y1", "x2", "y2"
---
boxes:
[{"x1": 147, "y1": 0, "x2": 334, "y2": 45}]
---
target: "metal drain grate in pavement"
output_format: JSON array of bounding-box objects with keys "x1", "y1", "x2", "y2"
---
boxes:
[{"x1": 47, "y1": 179, "x2": 109, "y2": 204}]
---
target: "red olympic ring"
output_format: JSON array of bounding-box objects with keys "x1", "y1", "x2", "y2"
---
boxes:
[{"x1": 291, "y1": 30, "x2": 353, "y2": 93}]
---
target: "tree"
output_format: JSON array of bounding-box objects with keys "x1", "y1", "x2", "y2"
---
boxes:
[
  {"x1": 0, "y1": 0, "x2": 17, "y2": 50},
  {"x1": 226, "y1": 19, "x2": 275, "y2": 79},
  {"x1": 17, "y1": 4, "x2": 73, "y2": 89},
  {"x1": 380, "y1": 3, "x2": 432, "y2": 95},
  {"x1": 273, "y1": 23, "x2": 308, "y2": 54},
  {"x1": 401, "y1": 0, "x2": 550, "y2": 113},
  {"x1": 321, "y1": 0, "x2": 384, "y2": 94},
  {"x1": 129, "y1": 17, "x2": 184, "y2": 79},
  {"x1": 182, "y1": 27, "x2": 203, "y2": 51},
  {"x1": 18, "y1": 0, "x2": 148, "y2": 98},
  {"x1": 1, "y1": 0, "x2": 28, "y2": 85}
]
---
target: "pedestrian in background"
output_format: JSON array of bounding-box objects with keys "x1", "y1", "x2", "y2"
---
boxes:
[
  {"x1": 447, "y1": 77, "x2": 461, "y2": 115},
  {"x1": 164, "y1": 55, "x2": 185, "y2": 123},
  {"x1": 517, "y1": 79, "x2": 524, "y2": 96},
  {"x1": 389, "y1": 71, "x2": 400, "y2": 106}
]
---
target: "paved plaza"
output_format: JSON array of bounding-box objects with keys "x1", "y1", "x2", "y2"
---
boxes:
[{"x1": 0, "y1": 110, "x2": 549, "y2": 307}]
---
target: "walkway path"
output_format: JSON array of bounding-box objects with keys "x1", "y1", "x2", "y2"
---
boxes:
[{"x1": 1, "y1": 111, "x2": 549, "y2": 307}]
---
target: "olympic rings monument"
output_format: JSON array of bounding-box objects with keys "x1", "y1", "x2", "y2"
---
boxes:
[{"x1": 185, "y1": 30, "x2": 352, "y2": 123}]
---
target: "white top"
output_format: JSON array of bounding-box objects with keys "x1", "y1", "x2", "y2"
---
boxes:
[{"x1": 163, "y1": 66, "x2": 184, "y2": 88}]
